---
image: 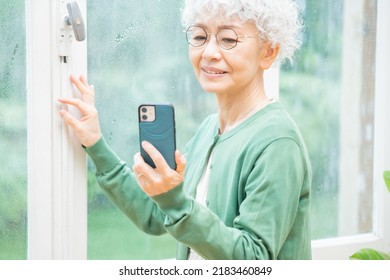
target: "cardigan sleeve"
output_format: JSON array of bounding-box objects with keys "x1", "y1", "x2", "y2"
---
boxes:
[
  {"x1": 85, "y1": 137, "x2": 167, "y2": 235},
  {"x1": 152, "y1": 137, "x2": 306, "y2": 259}
]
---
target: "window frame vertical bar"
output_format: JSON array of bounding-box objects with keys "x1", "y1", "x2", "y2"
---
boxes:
[{"x1": 27, "y1": 0, "x2": 87, "y2": 260}]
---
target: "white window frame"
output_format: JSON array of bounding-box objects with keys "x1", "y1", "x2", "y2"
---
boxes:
[
  {"x1": 27, "y1": 0, "x2": 87, "y2": 259},
  {"x1": 25, "y1": 0, "x2": 389, "y2": 260}
]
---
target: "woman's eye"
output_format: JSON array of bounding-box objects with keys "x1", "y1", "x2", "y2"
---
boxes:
[
  {"x1": 193, "y1": 35, "x2": 207, "y2": 41},
  {"x1": 221, "y1": 37, "x2": 237, "y2": 44}
]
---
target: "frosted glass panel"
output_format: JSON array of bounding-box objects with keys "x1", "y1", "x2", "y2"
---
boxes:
[{"x1": 0, "y1": 0, "x2": 27, "y2": 260}]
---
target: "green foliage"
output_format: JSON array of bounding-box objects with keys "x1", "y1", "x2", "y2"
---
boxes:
[
  {"x1": 384, "y1": 171, "x2": 390, "y2": 193},
  {"x1": 349, "y1": 248, "x2": 390, "y2": 260}
]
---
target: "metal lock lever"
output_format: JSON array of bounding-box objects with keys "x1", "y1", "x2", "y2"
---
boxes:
[{"x1": 64, "y1": 1, "x2": 86, "y2": 41}]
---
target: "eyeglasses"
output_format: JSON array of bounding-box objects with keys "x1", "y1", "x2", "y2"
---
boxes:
[{"x1": 186, "y1": 25, "x2": 256, "y2": 50}]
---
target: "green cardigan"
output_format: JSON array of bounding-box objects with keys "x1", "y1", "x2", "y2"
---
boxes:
[{"x1": 86, "y1": 102, "x2": 312, "y2": 260}]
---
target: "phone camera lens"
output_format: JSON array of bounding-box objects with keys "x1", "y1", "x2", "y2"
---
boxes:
[
  {"x1": 141, "y1": 107, "x2": 147, "y2": 113},
  {"x1": 142, "y1": 115, "x2": 148, "y2": 120}
]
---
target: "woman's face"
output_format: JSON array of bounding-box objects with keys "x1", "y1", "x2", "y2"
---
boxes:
[{"x1": 188, "y1": 18, "x2": 273, "y2": 96}]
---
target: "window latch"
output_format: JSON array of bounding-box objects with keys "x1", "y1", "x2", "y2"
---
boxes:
[
  {"x1": 64, "y1": 1, "x2": 86, "y2": 42},
  {"x1": 58, "y1": 1, "x2": 85, "y2": 59}
]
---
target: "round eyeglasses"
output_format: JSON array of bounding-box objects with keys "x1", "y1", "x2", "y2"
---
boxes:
[{"x1": 186, "y1": 25, "x2": 256, "y2": 50}]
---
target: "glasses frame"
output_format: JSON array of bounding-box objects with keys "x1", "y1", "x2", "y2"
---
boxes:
[{"x1": 185, "y1": 25, "x2": 257, "y2": 50}]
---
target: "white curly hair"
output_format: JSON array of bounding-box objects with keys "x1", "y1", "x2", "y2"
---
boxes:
[{"x1": 181, "y1": 0, "x2": 303, "y2": 65}]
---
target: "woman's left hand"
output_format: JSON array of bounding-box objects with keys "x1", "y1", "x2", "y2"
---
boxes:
[{"x1": 133, "y1": 141, "x2": 186, "y2": 197}]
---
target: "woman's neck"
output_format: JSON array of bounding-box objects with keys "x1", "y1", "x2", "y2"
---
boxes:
[{"x1": 216, "y1": 82, "x2": 272, "y2": 134}]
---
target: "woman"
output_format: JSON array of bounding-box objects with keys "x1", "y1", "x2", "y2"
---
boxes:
[{"x1": 59, "y1": 0, "x2": 312, "y2": 260}]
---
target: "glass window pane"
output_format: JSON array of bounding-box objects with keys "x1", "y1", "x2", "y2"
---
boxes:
[
  {"x1": 87, "y1": 0, "x2": 213, "y2": 259},
  {"x1": 280, "y1": 0, "x2": 376, "y2": 239},
  {"x1": 0, "y1": 0, "x2": 27, "y2": 260}
]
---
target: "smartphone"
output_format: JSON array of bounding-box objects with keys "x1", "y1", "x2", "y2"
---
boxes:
[{"x1": 138, "y1": 103, "x2": 176, "y2": 170}]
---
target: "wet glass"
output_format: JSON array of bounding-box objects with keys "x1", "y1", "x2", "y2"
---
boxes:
[
  {"x1": 87, "y1": 0, "x2": 214, "y2": 259},
  {"x1": 0, "y1": 0, "x2": 27, "y2": 260},
  {"x1": 280, "y1": 0, "x2": 376, "y2": 239}
]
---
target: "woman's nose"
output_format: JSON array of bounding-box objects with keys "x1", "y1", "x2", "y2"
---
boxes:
[{"x1": 201, "y1": 35, "x2": 222, "y2": 61}]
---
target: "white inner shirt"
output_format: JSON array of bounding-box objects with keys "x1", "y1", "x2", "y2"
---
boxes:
[{"x1": 187, "y1": 154, "x2": 213, "y2": 260}]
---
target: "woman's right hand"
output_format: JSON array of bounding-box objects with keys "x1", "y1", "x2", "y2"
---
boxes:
[{"x1": 58, "y1": 74, "x2": 102, "y2": 148}]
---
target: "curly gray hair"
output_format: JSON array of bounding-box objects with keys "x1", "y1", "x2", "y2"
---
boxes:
[{"x1": 181, "y1": 0, "x2": 303, "y2": 65}]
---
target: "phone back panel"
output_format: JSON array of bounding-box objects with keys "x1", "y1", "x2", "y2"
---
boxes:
[{"x1": 138, "y1": 104, "x2": 176, "y2": 169}]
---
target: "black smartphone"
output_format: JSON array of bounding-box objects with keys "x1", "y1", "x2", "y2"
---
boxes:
[{"x1": 138, "y1": 103, "x2": 176, "y2": 170}]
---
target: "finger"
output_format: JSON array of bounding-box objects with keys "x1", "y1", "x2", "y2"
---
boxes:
[
  {"x1": 58, "y1": 97, "x2": 92, "y2": 116},
  {"x1": 59, "y1": 109, "x2": 80, "y2": 129},
  {"x1": 79, "y1": 75, "x2": 90, "y2": 87},
  {"x1": 175, "y1": 150, "x2": 186, "y2": 175},
  {"x1": 133, "y1": 152, "x2": 155, "y2": 176},
  {"x1": 141, "y1": 141, "x2": 171, "y2": 172},
  {"x1": 133, "y1": 152, "x2": 145, "y2": 173},
  {"x1": 80, "y1": 78, "x2": 96, "y2": 106},
  {"x1": 70, "y1": 74, "x2": 90, "y2": 95},
  {"x1": 79, "y1": 75, "x2": 95, "y2": 97},
  {"x1": 132, "y1": 153, "x2": 156, "y2": 190},
  {"x1": 136, "y1": 174, "x2": 147, "y2": 188}
]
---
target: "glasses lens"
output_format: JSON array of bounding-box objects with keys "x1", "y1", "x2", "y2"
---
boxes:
[
  {"x1": 186, "y1": 26, "x2": 207, "y2": 47},
  {"x1": 217, "y1": 29, "x2": 238, "y2": 50}
]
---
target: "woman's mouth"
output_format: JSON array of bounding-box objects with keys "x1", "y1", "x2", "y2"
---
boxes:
[{"x1": 202, "y1": 67, "x2": 228, "y2": 75}]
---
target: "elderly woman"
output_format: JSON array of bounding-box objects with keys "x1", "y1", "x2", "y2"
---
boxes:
[{"x1": 59, "y1": 0, "x2": 312, "y2": 260}]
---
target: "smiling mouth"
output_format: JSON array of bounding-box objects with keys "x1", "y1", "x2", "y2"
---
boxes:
[{"x1": 202, "y1": 68, "x2": 227, "y2": 75}]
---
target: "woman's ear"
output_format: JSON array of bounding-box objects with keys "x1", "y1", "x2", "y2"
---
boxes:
[{"x1": 259, "y1": 42, "x2": 280, "y2": 70}]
